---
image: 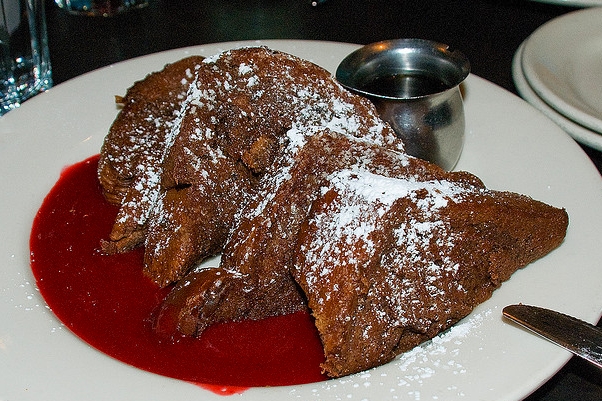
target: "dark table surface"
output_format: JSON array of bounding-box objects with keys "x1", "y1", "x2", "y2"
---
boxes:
[{"x1": 44, "y1": 0, "x2": 602, "y2": 399}]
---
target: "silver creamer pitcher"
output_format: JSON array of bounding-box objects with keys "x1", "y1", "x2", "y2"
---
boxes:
[{"x1": 336, "y1": 39, "x2": 470, "y2": 171}]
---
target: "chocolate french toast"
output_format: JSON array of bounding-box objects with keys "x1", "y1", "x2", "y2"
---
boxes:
[
  {"x1": 99, "y1": 46, "x2": 568, "y2": 378},
  {"x1": 98, "y1": 46, "x2": 402, "y2": 287}
]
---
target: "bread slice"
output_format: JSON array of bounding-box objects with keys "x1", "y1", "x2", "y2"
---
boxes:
[{"x1": 293, "y1": 151, "x2": 567, "y2": 377}]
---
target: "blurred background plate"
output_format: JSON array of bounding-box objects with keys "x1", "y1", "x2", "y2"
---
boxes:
[
  {"x1": 513, "y1": 40, "x2": 602, "y2": 151},
  {"x1": 522, "y1": 8, "x2": 602, "y2": 133},
  {"x1": 528, "y1": 0, "x2": 602, "y2": 7}
]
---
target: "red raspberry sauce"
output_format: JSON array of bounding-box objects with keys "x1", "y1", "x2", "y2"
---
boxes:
[{"x1": 29, "y1": 155, "x2": 327, "y2": 394}]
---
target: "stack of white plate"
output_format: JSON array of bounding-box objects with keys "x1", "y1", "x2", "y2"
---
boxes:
[{"x1": 513, "y1": 7, "x2": 602, "y2": 151}]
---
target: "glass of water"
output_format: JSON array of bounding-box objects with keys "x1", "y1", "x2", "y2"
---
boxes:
[{"x1": 0, "y1": 0, "x2": 52, "y2": 116}]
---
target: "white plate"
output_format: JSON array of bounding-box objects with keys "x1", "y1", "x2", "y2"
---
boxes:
[
  {"x1": 513, "y1": 40, "x2": 602, "y2": 151},
  {"x1": 2, "y1": 40, "x2": 602, "y2": 401},
  {"x1": 529, "y1": 0, "x2": 602, "y2": 7},
  {"x1": 522, "y1": 8, "x2": 602, "y2": 133}
]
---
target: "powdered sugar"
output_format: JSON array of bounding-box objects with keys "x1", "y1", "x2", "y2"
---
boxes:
[
  {"x1": 299, "y1": 165, "x2": 469, "y2": 299},
  {"x1": 326, "y1": 169, "x2": 465, "y2": 210}
]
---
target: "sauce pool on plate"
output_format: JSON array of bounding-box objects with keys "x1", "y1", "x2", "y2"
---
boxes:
[{"x1": 29, "y1": 155, "x2": 327, "y2": 393}]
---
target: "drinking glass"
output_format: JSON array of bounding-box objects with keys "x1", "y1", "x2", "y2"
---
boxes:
[{"x1": 1, "y1": 0, "x2": 52, "y2": 116}]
